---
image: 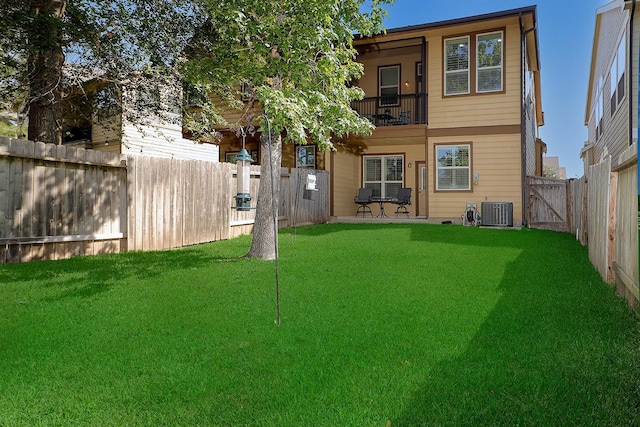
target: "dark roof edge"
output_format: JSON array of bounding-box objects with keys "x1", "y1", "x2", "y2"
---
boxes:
[{"x1": 360, "y1": 5, "x2": 537, "y2": 38}]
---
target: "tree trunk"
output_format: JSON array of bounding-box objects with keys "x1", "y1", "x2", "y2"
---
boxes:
[
  {"x1": 245, "y1": 129, "x2": 282, "y2": 260},
  {"x1": 27, "y1": 0, "x2": 66, "y2": 144}
]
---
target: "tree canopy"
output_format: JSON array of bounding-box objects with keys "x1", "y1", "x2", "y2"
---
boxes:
[{"x1": 1, "y1": 0, "x2": 392, "y2": 259}]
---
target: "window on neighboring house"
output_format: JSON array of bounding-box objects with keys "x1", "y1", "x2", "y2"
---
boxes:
[
  {"x1": 610, "y1": 34, "x2": 626, "y2": 116},
  {"x1": 296, "y1": 145, "x2": 316, "y2": 168},
  {"x1": 596, "y1": 76, "x2": 603, "y2": 139},
  {"x1": 435, "y1": 144, "x2": 471, "y2": 191},
  {"x1": 477, "y1": 31, "x2": 503, "y2": 92},
  {"x1": 445, "y1": 36, "x2": 470, "y2": 95},
  {"x1": 363, "y1": 155, "x2": 404, "y2": 197},
  {"x1": 241, "y1": 82, "x2": 253, "y2": 101},
  {"x1": 379, "y1": 65, "x2": 400, "y2": 106}
]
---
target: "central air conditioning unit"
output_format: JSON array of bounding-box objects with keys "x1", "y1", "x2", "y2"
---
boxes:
[{"x1": 481, "y1": 202, "x2": 514, "y2": 227}]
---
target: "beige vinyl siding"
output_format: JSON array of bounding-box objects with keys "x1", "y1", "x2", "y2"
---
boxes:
[
  {"x1": 427, "y1": 21, "x2": 521, "y2": 128},
  {"x1": 357, "y1": 45, "x2": 422, "y2": 99},
  {"x1": 428, "y1": 133, "x2": 522, "y2": 221},
  {"x1": 329, "y1": 148, "x2": 361, "y2": 216}
]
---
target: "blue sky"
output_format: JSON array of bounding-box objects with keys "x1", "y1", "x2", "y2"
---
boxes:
[{"x1": 380, "y1": 0, "x2": 609, "y2": 178}]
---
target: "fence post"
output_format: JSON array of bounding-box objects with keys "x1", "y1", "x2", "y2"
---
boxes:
[{"x1": 607, "y1": 171, "x2": 618, "y2": 283}]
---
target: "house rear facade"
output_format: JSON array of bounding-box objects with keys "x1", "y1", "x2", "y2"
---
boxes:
[{"x1": 325, "y1": 6, "x2": 544, "y2": 225}]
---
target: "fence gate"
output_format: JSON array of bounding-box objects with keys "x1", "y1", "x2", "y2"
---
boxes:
[{"x1": 527, "y1": 176, "x2": 569, "y2": 232}]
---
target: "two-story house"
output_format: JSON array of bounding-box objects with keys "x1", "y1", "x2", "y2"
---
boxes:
[
  {"x1": 583, "y1": 0, "x2": 637, "y2": 171},
  {"x1": 324, "y1": 6, "x2": 544, "y2": 225}
]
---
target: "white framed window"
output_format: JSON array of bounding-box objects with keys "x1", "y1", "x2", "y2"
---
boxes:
[
  {"x1": 477, "y1": 31, "x2": 503, "y2": 93},
  {"x1": 610, "y1": 34, "x2": 626, "y2": 116},
  {"x1": 363, "y1": 155, "x2": 404, "y2": 198},
  {"x1": 435, "y1": 144, "x2": 471, "y2": 191},
  {"x1": 596, "y1": 76, "x2": 604, "y2": 139},
  {"x1": 445, "y1": 36, "x2": 470, "y2": 95},
  {"x1": 296, "y1": 145, "x2": 316, "y2": 168},
  {"x1": 379, "y1": 66, "x2": 400, "y2": 106}
]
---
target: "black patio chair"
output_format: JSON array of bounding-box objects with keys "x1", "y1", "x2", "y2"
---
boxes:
[
  {"x1": 392, "y1": 187, "x2": 412, "y2": 218},
  {"x1": 354, "y1": 187, "x2": 374, "y2": 217}
]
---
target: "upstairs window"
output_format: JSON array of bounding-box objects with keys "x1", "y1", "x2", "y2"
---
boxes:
[
  {"x1": 477, "y1": 31, "x2": 503, "y2": 92},
  {"x1": 596, "y1": 76, "x2": 604, "y2": 139},
  {"x1": 610, "y1": 34, "x2": 626, "y2": 116},
  {"x1": 379, "y1": 66, "x2": 400, "y2": 106},
  {"x1": 444, "y1": 30, "x2": 504, "y2": 96},
  {"x1": 445, "y1": 36, "x2": 470, "y2": 95}
]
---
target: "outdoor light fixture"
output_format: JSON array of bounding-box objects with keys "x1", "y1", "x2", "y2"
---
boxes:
[{"x1": 234, "y1": 148, "x2": 253, "y2": 211}]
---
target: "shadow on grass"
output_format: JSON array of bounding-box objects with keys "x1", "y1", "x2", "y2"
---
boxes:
[
  {"x1": 393, "y1": 228, "x2": 640, "y2": 425},
  {"x1": 0, "y1": 239, "x2": 251, "y2": 302}
]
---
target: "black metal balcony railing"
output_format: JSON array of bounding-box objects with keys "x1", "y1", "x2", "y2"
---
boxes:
[{"x1": 351, "y1": 93, "x2": 427, "y2": 127}]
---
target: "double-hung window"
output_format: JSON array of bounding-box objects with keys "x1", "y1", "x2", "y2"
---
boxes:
[
  {"x1": 379, "y1": 66, "x2": 400, "y2": 106},
  {"x1": 444, "y1": 30, "x2": 503, "y2": 96},
  {"x1": 363, "y1": 155, "x2": 404, "y2": 198},
  {"x1": 435, "y1": 145, "x2": 471, "y2": 191},
  {"x1": 477, "y1": 31, "x2": 503, "y2": 92},
  {"x1": 610, "y1": 34, "x2": 626, "y2": 116},
  {"x1": 445, "y1": 37, "x2": 470, "y2": 95},
  {"x1": 596, "y1": 76, "x2": 604, "y2": 139}
]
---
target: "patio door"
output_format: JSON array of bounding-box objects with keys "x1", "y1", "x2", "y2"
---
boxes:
[{"x1": 416, "y1": 161, "x2": 428, "y2": 217}]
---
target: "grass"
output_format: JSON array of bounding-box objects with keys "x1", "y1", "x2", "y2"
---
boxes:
[{"x1": 0, "y1": 223, "x2": 638, "y2": 426}]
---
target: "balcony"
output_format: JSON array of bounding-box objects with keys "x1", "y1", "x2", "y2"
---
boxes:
[{"x1": 351, "y1": 93, "x2": 427, "y2": 127}]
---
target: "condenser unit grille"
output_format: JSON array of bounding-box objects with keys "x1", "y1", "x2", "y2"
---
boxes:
[{"x1": 481, "y1": 202, "x2": 514, "y2": 227}]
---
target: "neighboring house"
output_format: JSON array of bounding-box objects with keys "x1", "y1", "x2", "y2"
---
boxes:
[
  {"x1": 583, "y1": 0, "x2": 637, "y2": 173},
  {"x1": 62, "y1": 78, "x2": 220, "y2": 162},
  {"x1": 325, "y1": 6, "x2": 544, "y2": 224},
  {"x1": 214, "y1": 6, "x2": 544, "y2": 224},
  {"x1": 543, "y1": 156, "x2": 567, "y2": 179}
]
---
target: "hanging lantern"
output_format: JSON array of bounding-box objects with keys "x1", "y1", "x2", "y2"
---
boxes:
[{"x1": 234, "y1": 148, "x2": 254, "y2": 211}]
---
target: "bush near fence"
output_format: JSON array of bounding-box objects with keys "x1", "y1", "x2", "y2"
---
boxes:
[{"x1": 0, "y1": 137, "x2": 329, "y2": 263}]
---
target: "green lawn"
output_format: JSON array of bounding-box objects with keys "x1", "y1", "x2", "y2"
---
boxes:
[{"x1": 0, "y1": 224, "x2": 638, "y2": 426}]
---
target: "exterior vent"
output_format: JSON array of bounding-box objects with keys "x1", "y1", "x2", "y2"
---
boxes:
[{"x1": 481, "y1": 202, "x2": 513, "y2": 227}]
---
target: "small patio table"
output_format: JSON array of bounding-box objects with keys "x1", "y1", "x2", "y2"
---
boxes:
[{"x1": 371, "y1": 197, "x2": 398, "y2": 218}]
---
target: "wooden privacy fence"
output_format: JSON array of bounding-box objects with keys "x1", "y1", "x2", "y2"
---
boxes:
[
  {"x1": 526, "y1": 176, "x2": 570, "y2": 233},
  {"x1": 0, "y1": 138, "x2": 127, "y2": 263},
  {"x1": 527, "y1": 146, "x2": 638, "y2": 311},
  {"x1": 0, "y1": 138, "x2": 329, "y2": 263}
]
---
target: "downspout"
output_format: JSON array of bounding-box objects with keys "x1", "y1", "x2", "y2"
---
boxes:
[
  {"x1": 631, "y1": 0, "x2": 637, "y2": 146},
  {"x1": 521, "y1": 22, "x2": 537, "y2": 228},
  {"x1": 421, "y1": 36, "x2": 427, "y2": 125},
  {"x1": 519, "y1": 13, "x2": 537, "y2": 227},
  {"x1": 519, "y1": 12, "x2": 526, "y2": 227}
]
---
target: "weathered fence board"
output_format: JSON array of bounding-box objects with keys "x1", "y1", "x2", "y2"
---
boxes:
[
  {"x1": 527, "y1": 176, "x2": 568, "y2": 232},
  {"x1": 2, "y1": 138, "x2": 330, "y2": 263},
  {"x1": 587, "y1": 157, "x2": 612, "y2": 282},
  {"x1": 0, "y1": 137, "x2": 127, "y2": 263},
  {"x1": 569, "y1": 176, "x2": 587, "y2": 244},
  {"x1": 613, "y1": 162, "x2": 638, "y2": 306}
]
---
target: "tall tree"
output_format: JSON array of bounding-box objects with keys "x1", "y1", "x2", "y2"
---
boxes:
[
  {"x1": 184, "y1": 0, "x2": 392, "y2": 259},
  {"x1": 0, "y1": 0, "x2": 205, "y2": 143}
]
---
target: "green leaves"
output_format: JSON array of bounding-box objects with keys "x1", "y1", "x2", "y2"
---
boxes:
[{"x1": 183, "y1": 0, "x2": 392, "y2": 147}]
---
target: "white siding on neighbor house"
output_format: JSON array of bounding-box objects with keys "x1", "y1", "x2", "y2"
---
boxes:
[
  {"x1": 121, "y1": 118, "x2": 219, "y2": 162},
  {"x1": 587, "y1": 3, "x2": 630, "y2": 168}
]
